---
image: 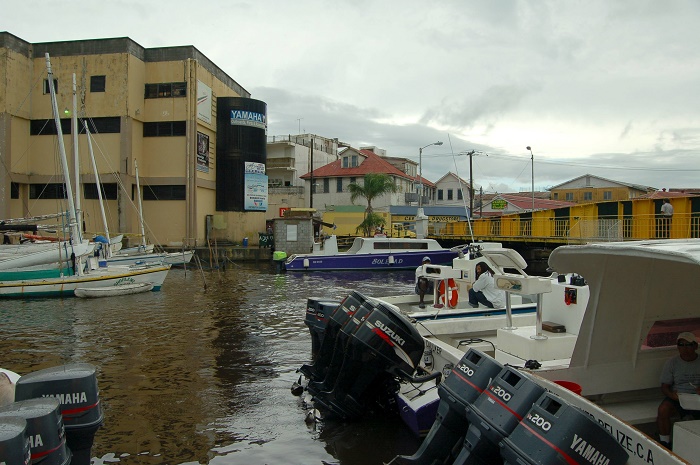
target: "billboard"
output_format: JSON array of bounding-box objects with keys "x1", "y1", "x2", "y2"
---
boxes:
[
  {"x1": 196, "y1": 132, "x2": 209, "y2": 173},
  {"x1": 197, "y1": 81, "x2": 212, "y2": 125},
  {"x1": 244, "y1": 173, "x2": 268, "y2": 211}
]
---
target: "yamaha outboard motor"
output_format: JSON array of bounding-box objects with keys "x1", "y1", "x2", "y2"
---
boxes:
[
  {"x1": 392, "y1": 349, "x2": 504, "y2": 465},
  {"x1": 307, "y1": 297, "x2": 380, "y2": 397},
  {"x1": 299, "y1": 291, "x2": 368, "y2": 382},
  {"x1": 452, "y1": 366, "x2": 546, "y2": 465},
  {"x1": 304, "y1": 298, "x2": 342, "y2": 360},
  {"x1": 0, "y1": 397, "x2": 71, "y2": 465},
  {"x1": 0, "y1": 417, "x2": 31, "y2": 465},
  {"x1": 319, "y1": 301, "x2": 426, "y2": 420},
  {"x1": 14, "y1": 363, "x2": 103, "y2": 465},
  {"x1": 501, "y1": 391, "x2": 629, "y2": 465}
]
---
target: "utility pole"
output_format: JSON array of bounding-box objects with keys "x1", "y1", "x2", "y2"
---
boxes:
[
  {"x1": 310, "y1": 138, "x2": 314, "y2": 208},
  {"x1": 466, "y1": 150, "x2": 475, "y2": 218}
]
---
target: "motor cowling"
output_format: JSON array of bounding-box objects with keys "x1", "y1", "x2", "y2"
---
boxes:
[
  {"x1": 392, "y1": 349, "x2": 504, "y2": 465},
  {"x1": 304, "y1": 297, "x2": 342, "y2": 360},
  {"x1": 0, "y1": 417, "x2": 31, "y2": 465},
  {"x1": 14, "y1": 363, "x2": 103, "y2": 465},
  {"x1": 0, "y1": 397, "x2": 71, "y2": 465}
]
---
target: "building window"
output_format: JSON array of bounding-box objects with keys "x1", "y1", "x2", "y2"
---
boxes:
[
  {"x1": 336, "y1": 178, "x2": 343, "y2": 193},
  {"x1": 144, "y1": 82, "x2": 187, "y2": 99},
  {"x1": 351, "y1": 155, "x2": 358, "y2": 167},
  {"x1": 342, "y1": 157, "x2": 349, "y2": 168},
  {"x1": 437, "y1": 189, "x2": 443, "y2": 201},
  {"x1": 43, "y1": 79, "x2": 58, "y2": 94},
  {"x1": 553, "y1": 193, "x2": 559, "y2": 199},
  {"x1": 350, "y1": 177, "x2": 356, "y2": 184},
  {"x1": 323, "y1": 178, "x2": 330, "y2": 193},
  {"x1": 143, "y1": 121, "x2": 187, "y2": 137},
  {"x1": 565, "y1": 193, "x2": 574, "y2": 201},
  {"x1": 458, "y1": 189, "x2": 463, "y2": 200},
  {"x1": 84, "y1": 183, "x2": 117, "y2": 200},
  {"x1": 30, "y1": 117, "x2": 121, "y2": 136},
  {"x1": 30, "y1": 118, "x2": 71, "y2": 135},
  {"x1": 447, "y1": 189, "x2": 453, "y2": 201},
  {"x1": 30, "y1": 183, "x2": 66, "y2": 199},
  {"x1": 90, "y1": 76, "x2": 106, "y2": 93},
  {"x1": 583, "y1": 192, "x2": 593, "y2": 201},
  {"x1": 83, "y1": 117, "x2": 121, "y2": 134},
  {"x1": 604, "y1": 191, "x2": 612, "y2": 200},
  {"x1": 11, "y1": 183, "x2": 19, "y2": 199},
  {"x1": 143, "y1": 185, "x2": 186, "y2": 200}
]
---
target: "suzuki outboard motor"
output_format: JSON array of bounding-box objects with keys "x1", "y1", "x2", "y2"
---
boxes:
[
  {"x1": 14, "y1": 363, "x2": 103, "y2": 465},
  {"x1": 501, "y1": 391, "x2": 629, "y2": 465},
  {"x1": 300, "y1": 291, "x2": 368, "y2": 382},
  {"x1": 307, "y1": 297, "x2": 380, "y2": 397},
  {"x1": 0, "y1": 397, "x2": 71, "y2": 465},
  {"x1": 304, "y1": 297, "x2": 342, "y2": 360},
  {"x1": 392, "y1": 349, "x2": 504, "y2": 465},
  {"x1": 452, "y1": 367, "x2": 546, "y2": 465},
  {"x1": 321, "y1": 301, "x2": 425, "y2": 420},
  {"x1": 0, "y1": 417, "x2": 31, "y2": 465}
]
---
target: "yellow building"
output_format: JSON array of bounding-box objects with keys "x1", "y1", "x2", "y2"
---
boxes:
[
  {"x1": 0, "y1": 32, "x2": 267, "y2": 247},
  {"x1": 549, "y1": 174, "x2": 655, "y2": 204}
]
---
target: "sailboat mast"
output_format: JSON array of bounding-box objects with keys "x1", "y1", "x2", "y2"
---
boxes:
[
  {"x1": 71, "y1": 73, "x2": 82, "y2": 242},
  {"x1": 45, "y1": 54, "x2": 81, "y2": 249},
  {"x1": 85, "y1": 122, "x2": 111, "y2": 254},
  {"x1": 134, "y1": 160, "x2": 147, "y2": 249}
]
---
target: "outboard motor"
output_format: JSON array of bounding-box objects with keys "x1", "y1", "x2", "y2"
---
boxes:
[
  {"x1": 452, "y1": 366, "x2": 546, "y2": 465},
  {"x1": 304, "y1": 297, "x2": 342, "y2": 360},
  {"x1": 0, "y1": 417, "x2": 31, "y2": 465},
  {"x1": 299, "y1": 291, "x2": 368, "y2": 382},
  {"x1": 307, "y1": 297, "x2": 380, "y2": 397},
  {"x1": 319, "y1": 301, "x2": 426, "y2": 420},
  {"x1": 392, "y1": 349, "x2": 504, "y2": 465},
  {"x1": 14, "y1": 363, "x2": 103, "y2": 465},
  {"x1": 501, "y1": 391, "x2": 629, "y2": 465},
  {"x1": 0, "y1": 397, "x2": 71, "y2": 465}
]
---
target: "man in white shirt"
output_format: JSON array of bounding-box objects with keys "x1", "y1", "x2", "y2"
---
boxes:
[{"x1": 660, "y1": 199, "x2": 674, "y2": 238}]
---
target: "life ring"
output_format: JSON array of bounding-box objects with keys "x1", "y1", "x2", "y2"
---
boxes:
[{"x1": 438, "y1": 278, "x2": 459, "y2": 308}]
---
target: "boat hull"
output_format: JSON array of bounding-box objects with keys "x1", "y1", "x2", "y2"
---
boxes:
[
  {"x1": 0, "y1": 265, "x2": 170, "y2": 298},
  {"x1": 284, "y1": 250, "x2": 458, "y2": 271},
  {"x1": 74, "y1": 282, "x2": 154, "y2": 298}
]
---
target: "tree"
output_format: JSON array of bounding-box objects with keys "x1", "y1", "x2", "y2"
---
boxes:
[{"x1": 347, "y1": 173, "x2": 397, "y2": 236}]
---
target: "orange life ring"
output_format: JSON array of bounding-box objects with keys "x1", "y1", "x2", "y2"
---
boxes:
[{"x1": 438, "y1": 278, "x2": 459, "y2": 308}]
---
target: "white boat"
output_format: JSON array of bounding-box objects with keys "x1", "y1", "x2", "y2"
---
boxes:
[
  {"x1": 284, "y1": 235, "x2": 459, "y2": 271},
  {"x1": 74, "y1": 282, "x2": 154, "y2": 298},
  {"x1": 299, "y1": 239, "x2": 700, "y2": 465},
  {"x1": 0, "y1": 239, "x2": 94, "y2": 270}
]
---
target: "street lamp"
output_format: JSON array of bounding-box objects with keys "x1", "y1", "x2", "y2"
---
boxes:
[
  {"x1": 418, "y1": 141, "x2": 443, "y2": 208},
  {"x1": 526, "y1": 146, "x2": 534, "y2": 211}
]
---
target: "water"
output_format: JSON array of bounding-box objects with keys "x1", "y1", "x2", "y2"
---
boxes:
[{"x1": 0, "y1": 265, "x2": 421, "y2": 464}]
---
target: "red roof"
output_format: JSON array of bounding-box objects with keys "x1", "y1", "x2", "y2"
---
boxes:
[{"x1": 300, "y1": 149, "x2": 415, "y2": 182}]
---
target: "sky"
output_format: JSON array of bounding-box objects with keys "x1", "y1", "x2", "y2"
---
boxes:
[{"x1": 3, "y1": 0, "x2": 700, "y2": 194}]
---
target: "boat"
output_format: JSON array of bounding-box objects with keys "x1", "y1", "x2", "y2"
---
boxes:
[
  {"x1": 0, "y1": 54, "x2": 171, "y2": 299},
  {"x1": 295, "y1": 239, "x2": 700, "y2": 465},
  {"x1": 283, "y1": 235, "x2": 459, "y2": 271},
  {"x1": 74, "y1": 282, "x2": 155, "y2": 298}
]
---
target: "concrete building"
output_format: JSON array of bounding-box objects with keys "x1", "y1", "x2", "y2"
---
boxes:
[{"x1": 0, "y1": 32, "x2": 267, "y2": 247}]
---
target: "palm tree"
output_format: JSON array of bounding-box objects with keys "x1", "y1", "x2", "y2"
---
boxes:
[{"x1": 347, "y1": 173, "x2": 397, "y2": 236}]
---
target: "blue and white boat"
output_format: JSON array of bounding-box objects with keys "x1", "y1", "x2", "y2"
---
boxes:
[{"x1": 283, "y1": 235, "x2": 458, "y2": 271}]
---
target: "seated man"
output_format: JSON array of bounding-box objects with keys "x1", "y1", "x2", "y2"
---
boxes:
[
  {"x1": 415, "y1": 256, "x2": 434, "y2": 309},
  {"x1": 657, "y1": 331, "x2": 700, "y2": 449}
]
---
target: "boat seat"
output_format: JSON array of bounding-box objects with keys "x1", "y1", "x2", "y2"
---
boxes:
[{"x1": 603, "y1": 398, "x2": 661, "y2": 425}]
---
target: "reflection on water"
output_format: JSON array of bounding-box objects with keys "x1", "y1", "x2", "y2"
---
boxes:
[{"x1": 0, "y1": 265, "x2": 418, "y2": 464}]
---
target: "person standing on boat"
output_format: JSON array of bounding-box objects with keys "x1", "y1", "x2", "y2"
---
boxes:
[
  {"x1": 468, "y1": 262, "x2": 505, "y2": 308},
  {"x1": 660, "y1": 198, "x2": 674, "y2": 238},
  {"x1": 657, "y1": 331, "x2": 700, "y2": 449},
  {"x1": 415, "y1": 256, "x2": 434, "y2": 309}
]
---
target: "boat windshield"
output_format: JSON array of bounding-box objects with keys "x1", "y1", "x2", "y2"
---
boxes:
[{"x1": 641, "y1": 318, "x2": 700, "y2": 350}]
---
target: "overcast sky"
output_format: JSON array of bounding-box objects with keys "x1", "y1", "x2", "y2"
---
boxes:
[{"x1": 4, "y1": 0, "x2": 700, "y2": 193}]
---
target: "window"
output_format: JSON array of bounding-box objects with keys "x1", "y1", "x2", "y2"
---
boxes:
[
  {"x1": 43, "y1": 79, "x2": 58, "y2": 94},
  {"x1": 90, "y1": 76, "x2": 106, "y2": 93},
  {"x1": 30, "y1": 118, "x2": 71, "y2": 135},
  {"x1": 641, "y1": 318, "x2": 700, "y2": 350},
  {"x1": 323, "y1": 178, "x2": 330, "y2": 193},
  {"x1": 553, "y1": 193, "x2": 559, "y2": 199},
  {"x1": 143, "y1": 185, "x2": 186, "y2": 200},
  {"x1": 447, "y1": 189, "x2": 453, "y2": 201},
  {"x1": 144, "y1": 82, "x2": 187, "y2": 99},
  {"x1": 30, "y1": 117, "x2": 121, "y2": 135},
  {"x1": 458, "y1": 190, "x2": 463, "y2": 200},
  {"x1": 84, "y1": 183, "x2": 117, "y2": 200},
  {"x1": 11, "y1": 183, "x2": 19, "y2": 199},
  {"x1": 583, "y1": 192, "x2": 593, "y2": 201},
  {"x1": 336, "y1": 178, "x2": 343, "y2": 193},
  {"x1": 350, "y1": 177, "x2": 356, "y2": 184},
  {"x1": 342, "y1": 157, "x2": 349, "y2": 168},
  {"x1": 351, "y1": 155, "x2": 358, "y2": 167},
  {"x1": 604, "y1": 191, "x2": 612, "y2": 200},
  {"x1": 143, "y1": 121, "x2": 186, "y2": 137},
  {"x1": 83, "y1": 117, "x2": 121, "y2": 134},
  {"x1": 30, "y1": 183, "x2": 66, "y2": 199},
  {"x1": 565, "y1": 193, "x2": 574, "y2": 201},
  {"x1": 437, "y1": 189, "x2": 443, "y2": 201}
]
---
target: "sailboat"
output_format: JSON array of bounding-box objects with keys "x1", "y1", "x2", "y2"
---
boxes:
[{"x1": 0, "y1": 54, "x2": 171, "y2": 298}]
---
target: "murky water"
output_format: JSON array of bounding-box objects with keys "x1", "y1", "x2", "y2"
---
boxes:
[{"x1": 0, "y1": 265, "x2": 420, "y2": 464}]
